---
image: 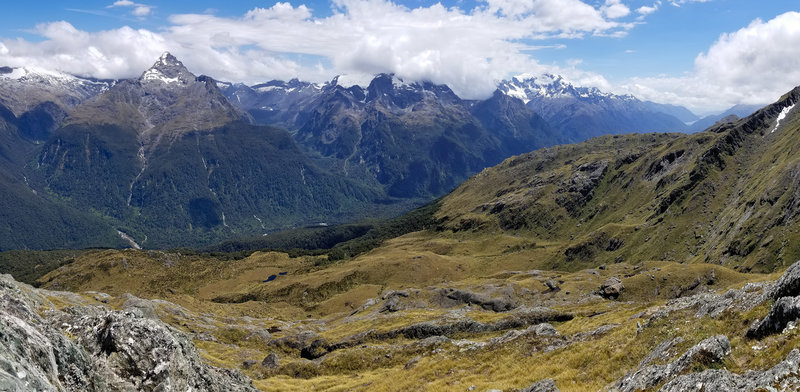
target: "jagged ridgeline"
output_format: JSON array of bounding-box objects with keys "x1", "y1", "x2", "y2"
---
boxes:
[{"x1": 437, "y1": 87, "x2": 800, "y2": 272}]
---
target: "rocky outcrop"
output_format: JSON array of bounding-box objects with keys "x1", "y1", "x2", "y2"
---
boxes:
[
  {"x1": 659, "y1": 349, "x2": 800, "y2": 392},
  {"x1": 747, "y1": 296, "x2": 800, "y2": 339},
  {"x1": 440, "y1": 288, "x2": 518, "y2": 312},
  {"x1": 641, "y1": 282, "x2": 771, "y2": 329},
  {"x1": 0, "y1": 274, "x2": 257, "y2": 392},
  {"x1": 612, "y1": 335, "x2": 730, "y2": 392},
  {"x1": 747, "y1": 260, "x2": 800, "y2": 339},
  {"x1": 521, "y1": 378, "x2": 560, "y2": 392},
  {"x1": 556, "y1": 160, "x2": 609, "y2": 213},
  {"x1": 598, "y1": 277, "x2": 625, "y2": 299},
  {"x1": 771, "y1": 259, "x2": 800, "y2": 299}
]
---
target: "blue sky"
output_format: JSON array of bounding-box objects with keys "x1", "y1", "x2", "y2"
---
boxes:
[{"x1": 1, "y1": 0, "x2": 799, "y2": 113}]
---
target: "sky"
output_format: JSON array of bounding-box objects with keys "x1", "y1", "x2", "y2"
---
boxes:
[{"x1": 0, "y1": 1, "x2": 799, "y2": 114}]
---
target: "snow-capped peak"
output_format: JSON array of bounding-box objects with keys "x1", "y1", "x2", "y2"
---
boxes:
[
  {"x1": 1, "y1": 66, "x2": 89, "y2": 84},
  {"x1": 498, "y1": 73, "x2": 636, "y2": 104},
  {"x1": 140, "y1": 52, "x2": 194, "y2": 86}
]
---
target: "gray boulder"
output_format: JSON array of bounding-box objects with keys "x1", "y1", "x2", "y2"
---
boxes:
[
  {"x1": 262, "y1": 353, "x2": 280, "y2": 369},
  {"x1": 521, "y1": 378, "x2": 560, "y2": 392},
  {"x1": 747, "y1": 295, "x2": 800, "y2": 339},
  {"x1": 772, "y1": 259, "x2": 800, "y2": 299},
  {"x1": 544, "y1": 279, "x2": 559, "y2": 291},
  {"x1": 599, "y1": 277, "x2": 625, "y2": 299}
]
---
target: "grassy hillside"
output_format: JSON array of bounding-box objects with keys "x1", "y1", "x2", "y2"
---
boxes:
[
  {"x1": 31, "y1": 229, "x2": 787, "y2": 391},
  {"x1": 438, "y1": 87, "x2": 800, "y2": 273}
]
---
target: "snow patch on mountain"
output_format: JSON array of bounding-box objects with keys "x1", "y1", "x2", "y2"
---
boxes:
[
  {"x1": 498, "y1": 74, "x2": 636, "y2": 103},
  {"x1": 772, "y1": 103, "x2": 796, "y2": 133},
  {"x1": 141, "y1": 68, "x2": 183, "y2": 85}
]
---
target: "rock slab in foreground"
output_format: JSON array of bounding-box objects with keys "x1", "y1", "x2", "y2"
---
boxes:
[
  {"x1": 659, "y1": 349, "x2": 800, "y2": 392},
  {"x1": 0, "y1": 274, "x2": 258, "y2": 392}
]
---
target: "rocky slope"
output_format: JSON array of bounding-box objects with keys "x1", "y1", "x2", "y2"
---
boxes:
[
  {"x1": 0, "y1": 273, "x2": 257, "y2": 391},
  {"x1": 0, "y1": 67, "x2": 111, "y2": 142}
]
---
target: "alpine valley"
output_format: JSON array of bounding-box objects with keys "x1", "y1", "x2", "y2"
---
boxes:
[
  {"x1": 0, "y1": 53, "x2": 711, "y2": 250},
  {"x1": 6, "y1": 52, "x2": 800, "y2": 392}
]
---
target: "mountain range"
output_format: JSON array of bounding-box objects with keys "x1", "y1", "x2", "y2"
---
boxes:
[{"x1": 0, "y1": 52, "x2": 754, "y2": 250}]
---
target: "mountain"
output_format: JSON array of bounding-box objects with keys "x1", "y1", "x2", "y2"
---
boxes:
[
  {"x1": 221, "y1": 74, "x2": 559, "y2": 199},
  {"x1": 643, "y1": 100, "x2": 699, "y2": 123},
  {"x1": 497, "y1": 74, "x2": 692, "y2": 141},
  {"x1": 0, "y1": 102, "x2": 121, "y2": 250},
  {"x1": 0, "y1": 66, "x2": 112, "y2": 142},
  {"x1": 217, "y1": 78, "x2": 323, "y2": 128},
  {"x1": 437, "y1": 85, "x2": 800, "y2": 273},
  {"x1": 222, "y1": 74, "x2": 562, "y2": 199},
  {"x1": 10, "y1": 53, "x2": 383, "y2": 249},
  {"x1": 690, "y1": 103, "x2": 763, "y2": 132}
]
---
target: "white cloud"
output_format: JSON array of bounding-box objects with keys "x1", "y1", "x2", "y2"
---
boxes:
[
  {"x1": 602, "y1": 0, "x2": 630, "y2": 19},
  {"x1": 0, "y1": 0, "x2": 636, "y2": 100},
  {"x1": 132, "y1": 6, "x2": 152, "y2": 17},
  {"x1": 107, "y1": 1, "x2": 153, "y2": 18},
  {"x1": 616, "y1": 11, "x2": 800, "y2": 113},
  {"x1": 669, "y1": 0, "x2": 711, "y2": 6},
  {"x1": 636, "y1": 2, "x2": 660, "y2": 19}
]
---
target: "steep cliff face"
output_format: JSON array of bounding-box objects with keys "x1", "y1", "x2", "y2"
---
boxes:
[{"x1": 0, "y1": 273, "x2": 258, "y2": 391}]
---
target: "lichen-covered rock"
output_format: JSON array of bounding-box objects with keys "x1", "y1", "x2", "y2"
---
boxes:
[
  {"x1": 261, "y1": 353, "x2": 280, "y2": 369},
  {"x1": 659, "y1": 349, "x2": 800, "y2": 392},
  {"x1": 747, "y1": 295, "x2": 800, "y2": 339},
  {"x1": 771, "y1": 259, "x2": 800, "y2": 299},
  {"x1": 642, "y1": 282, "x2": 770, "y2": 329},
  {"x1": 612, "y1": 335, "x2": 730, "y2": 392},
  {"x1": 488, "y1": 323, "x2": 559, "y2": 346},
  {"x1": 521, "y1": 378, "x2": 560, "y2": 392},
  {"x1": 0, "y1": 274, "x2": 258, "y2": 392}
]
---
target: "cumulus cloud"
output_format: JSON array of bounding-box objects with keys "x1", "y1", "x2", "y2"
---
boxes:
[
  {"x1": 602, "y1": 0, "x2": 630, "y2": 19},
  {"x1": 0, "y1": 0, "x2": 637, "y2": 100},
  {"x1": 636, "y1": 2, "x2": 660, "y2": 19},
  {"x1": 107, "y1": 0, "x2": 153, "y2": 18},
  {"x1": 617, "y1": 11, "x2": 800, "y2": 113}
]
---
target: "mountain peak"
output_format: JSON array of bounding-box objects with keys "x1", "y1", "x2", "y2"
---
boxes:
[
  {"x1": 140, "y1": 52, "x2": 195, "y2": 85},
  {"x1": 499, "y1": 73, "x2": 637, "y2": 104}
]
